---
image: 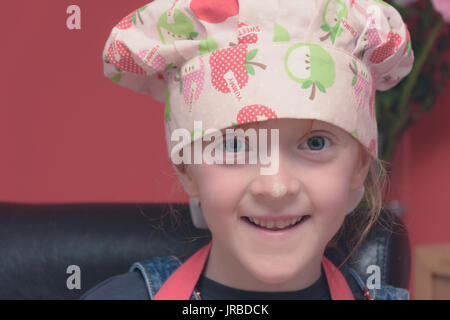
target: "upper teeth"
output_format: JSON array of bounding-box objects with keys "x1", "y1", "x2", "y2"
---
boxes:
[{"x1": 248, "y1": 216, "x2": 303, "y2": 229}]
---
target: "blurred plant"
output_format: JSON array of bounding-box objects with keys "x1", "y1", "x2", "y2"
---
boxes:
[{"x1": 377, "y1": 0, "x2": 449, "y2": 162}]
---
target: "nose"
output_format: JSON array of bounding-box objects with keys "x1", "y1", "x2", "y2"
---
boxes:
[{"x1": 249, "y1": 166, "x2": 301, "y2": 201}]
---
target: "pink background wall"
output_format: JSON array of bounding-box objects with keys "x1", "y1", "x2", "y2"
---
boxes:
[
  {"x1": 1, "y1": 1, "x2": 449, "y2": 298},
  {"x1": 387, "y1": 85, "x2": 450, "y2": 298}
]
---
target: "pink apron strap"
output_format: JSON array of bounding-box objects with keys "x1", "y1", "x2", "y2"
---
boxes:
[
  {"x1": 321, "y1": 255, "x2": 355, "y2": 300},
  {"x1": 154, "y1": 240, "x2": 354, "y2": 300},
  {"x1": 153, "y1": 241, "x2": 212, "y2": 300}
]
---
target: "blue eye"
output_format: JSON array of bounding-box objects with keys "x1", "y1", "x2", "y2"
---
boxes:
[
  {"x1": 300, "y1": 136, "x2": 331, "y2": 151},
  {"x1": 223, "y1": 137, "x2": 247, "y2": 153}
]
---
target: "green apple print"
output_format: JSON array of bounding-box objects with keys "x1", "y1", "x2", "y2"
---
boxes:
[
  {"x1": 273, "y1": 23, "x2": 290, "y2": 42},
  {"x1": 157, "y1": 9, "x2": 198, "y2": 44},
  {"x1": 284, "y1": 43, "x2": 335, "y2": 100},
  {"x1": 350, "y1": 130, "x2": 358, "y2": 139},
  {"x1": 164, "y1": 83, "x2": 171, "y2": 123},
  {"x1": 320, "y1": 0, "x2": 348, "y2": 44},
  {"x1": 199, "y1": 36, "x2": 219, "y2": 55}
]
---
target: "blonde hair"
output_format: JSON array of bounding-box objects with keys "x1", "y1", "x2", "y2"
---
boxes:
[{"x1": 328, "y1": 148, "x2": 398, "y2": 269}]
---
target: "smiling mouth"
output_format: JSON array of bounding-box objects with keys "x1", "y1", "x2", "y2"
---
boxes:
[{"x1": 241, "y1": 215, "x2": 311, "y2": 231}]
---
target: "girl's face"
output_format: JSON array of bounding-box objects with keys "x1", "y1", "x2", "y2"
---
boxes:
[{"x1": 177, "y1": 118, "x2": 370, "y2": 292}]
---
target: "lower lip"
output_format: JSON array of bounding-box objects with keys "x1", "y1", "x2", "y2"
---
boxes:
[{"x1": 240, "y1": 216, "x2": 311, "y2": 238}]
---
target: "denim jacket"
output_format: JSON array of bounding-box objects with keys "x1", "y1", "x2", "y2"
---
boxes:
[{"x1": 129, "y1": 254, "x2": 410, "y2": 300}]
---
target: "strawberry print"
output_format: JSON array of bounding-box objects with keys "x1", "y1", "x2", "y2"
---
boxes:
[
  {"x1": 349, "y1": 59, "x2": 371, "y2": 111},
  {"x1": 370, "y1": 31, "x2": 402, "y2": 64},
  {"x1": 115, "y1": 5, "x2": 148, "y2": 30},
  {"x1": 107, "y1": 39, "x2": 146, "y2": 75},
  {"x1": 232, "y1": 105, "x2": 278, "y2": 126},
  {"x1": 210, "y1": 44, "x2": 267, "y2": 99},
  {"x1": 238, "y1": 22, "x2": 260, "y2": 45},
  {"x1": 356, "y1": 17, "x2": 382, "y2": 59},
  {"x1": 175, "y1": 57, "x2": 205, "y2": 111},
  {"x1": 137, "y1": 45, "x2": 168, "y2": 72},
  {"x1": 367, "y1": 18, "x2": 382, "y2": 47},
  {"x1": 369, "y1": 15, "x2": 402, "y2": 64}
]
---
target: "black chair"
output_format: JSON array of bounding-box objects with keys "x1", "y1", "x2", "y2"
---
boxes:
[{"x1": 0, "y1": 202, "x2": 410, "y2": 299}]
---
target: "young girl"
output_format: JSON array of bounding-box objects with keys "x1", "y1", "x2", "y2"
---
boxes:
[{"x1": 82, "y1": 0, "x2": 414, "y2": 300}]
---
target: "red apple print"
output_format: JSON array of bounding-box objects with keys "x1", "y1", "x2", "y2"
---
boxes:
[
  {"x1": 107, "y1": 40, "x2": 146, "y2": 75},
  {"x1": 238, "y1": 22, "x2": 260, "y2": 45},
  {"x1": 232, "y1": 105, "x2": 278, "y2": 126},
  {"x1": 190, "y1": 0, "x2": 239, "y2": 23},
  {"x1": 370, "y1": 31, "x2": 402, "y2": 64},
  {"x1": 210, "y1": 44, "x2": 266, "y2": 95}
]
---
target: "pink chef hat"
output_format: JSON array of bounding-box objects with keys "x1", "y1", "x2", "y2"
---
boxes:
[{"x1": 102, "y1": 0, "x2": 414, "y2": 161}]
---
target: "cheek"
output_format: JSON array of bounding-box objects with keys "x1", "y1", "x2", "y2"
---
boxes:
[
  {"x1": 194, "y1": 167, "x2": 249, "y2": 225},
  {"x1": 306, "y1": 164, "x2": 353, "y2": 229}
]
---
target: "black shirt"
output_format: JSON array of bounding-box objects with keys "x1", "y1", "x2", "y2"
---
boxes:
[
  {"x1": 194, "y1": 265, "x2": 331, "y2": 300},
  {"x1": 80, "y1": 248, "x2": 364, "y2": 300}
]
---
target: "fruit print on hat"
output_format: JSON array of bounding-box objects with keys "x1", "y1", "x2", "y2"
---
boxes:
[
  {"x1": 115, "y1": 5, "x2": 148, "y2": 30},
  {"x1": 190, "y1": 0, "x2": 239, "y2": 23},
  {"x1": 354, "y1": 15, "x2": 383, "y2": 60},
  {"x1": 349, "y1": 58, "x2": 372, "y2": 112},
  {"x1": 320, "y1": 0, "x2": 348, "y2": 44},
  {"x1": 137, "y1": 45, "x2": 169, "y2": 72},
  {"x1": 210, "y1": 44, "x2": 267, "y2": 101},
  {"x1": 284, "y1": 43, "x2": 336, "y2": 100},
  {"x1": 199, "y1": 37, "x2": 219, "y2": 56},
  {"x1": 273, "y1": 24, "x2": 290, "y2": 42},
  {"x1": 175, "y1": 56, "x2": 206, "y2": 112},
  {"x1": 370, "y1": 17, "x2": 402, "y2": 64},
  {"x1": 106, "y1": 39, "x2": 146, "y2": 76},
  {"x1": 232, "y1": 105, "x2": 278, "y2": 127},
  {"x1": 157, "y1": 6, "x2": 198, "y2": 44},
  {"x1": 238, "y1": 22, "x2": 261, "y2": 45}
]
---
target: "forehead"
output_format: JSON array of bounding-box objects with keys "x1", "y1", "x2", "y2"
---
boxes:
[{"x1": 222, "y1": 118, "x2": 339, "y2": 133}]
